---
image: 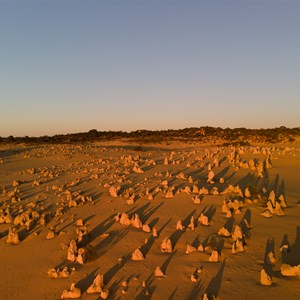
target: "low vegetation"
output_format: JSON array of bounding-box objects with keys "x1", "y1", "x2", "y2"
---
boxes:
[{"x1": 1, "y1": 126, "x2": 299, "y2": 145}]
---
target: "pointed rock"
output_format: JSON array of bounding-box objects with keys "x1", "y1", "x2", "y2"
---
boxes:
[
  {"x1": 161, "y1": 237, "x2": 173, "y2": 253},
  {"x1": 87, "y1": 274, "x2": 104, "y2": 294},
  {"x1": 209, "y1": 249, "x2": 220, "y2": 262},
  {"x1": 152, "y1": 227, "x2": 158, "y2": 237},
  {"x1": 186, "y1": 244, "x2": 196, "y2": 254},
  {"x1": 187, "y1": 216, "x2": 195, "y2": 230},
  {"x1": 176, "y1": 220, "x2": 184, "y2": 231},
  {"x1": 154, "y1": 266, "x2": 165, "y2": 277},
  {"x1": 120, "y1": 213, "x2": 131, "y2": 226},
  {"x1": 132, "y1": 214, "x2": 143, "y2": 229},
  {"x1": 260, "y1": 269, "x2": 272, "y2": 286},
  {"x1": 132, "y1": 247, "x2": 145, "y2": 261},
  {"x1": 61, "y1": 283, "x2": 81, "y2": 299},
  {"x1": 142, "y1": 224, "x2": 151, "y2": 233},
  {"x1": 218, "y1": 227, "x2": 231, "y2": 237},
  {"x1": 76, "y1": 248, "x2": 88, "y2": 264},
  {"x1": 6, "y1": 227, "x2": 20, "y2": 244},
  {"x1": 281, "y1": 264, "x2": 300, "y2": 277},
  {"x1": 67, "y1": 240, "x2": 77, "y2": 262}
]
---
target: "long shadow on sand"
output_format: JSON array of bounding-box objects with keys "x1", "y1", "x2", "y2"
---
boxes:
[
  {"x1": 167, "y1": 285, "x2": 179, "y2": 300},
  {"x1": 263, "y1": 237, "x2": 275, "y2": 278},
  {"x1": 214, "y1": 166, "x2": 230, "y2": 181},
  {"x1": 88, "y1": 213, "x2": 116, "y2": 245},
  {"x1": 126, "y1": 202, "x2": 164, "y2": 228},
  {"x1": 269, "y1": 174, "x2": 279, "y2": 196},
  {"x1": 109, "y1": 276, "x2": 125, "y2": 300},
  {"x1": 76, "y1": 268, "x2": 99, "y2": 293},
  {"x1": 282, "y1": 226, "x2": 300, "y2": 266},
  {"x1": 161, "y1": 251, "x2": 177, "y2": 275},
  {"x1": 169, "y1": 210, "x2": 196, "y2": 248},
  {"x1": 198, "y1": 205, "x2": 216, "y2": 223},
  {"x1": 236, "y1": 173, "x2": 260, "y2": 191},
  {"x1": 223, "y1": 217, "x2": 234, "y2": 233},
  {"x1": 278, "y1": 179, "x2": 286, "y2": 198},
  {"x1": 187, "y1": 280, "x2": 203, "y2": 300},
  {"x1": 91, "y1": 227, "x2": 130, "y2": 261},
  {"x1": 141, "y1": 236, "x2": 157, "y2": 257},
  {"x1": 203, "y1": 260, "x2": 226, "y2": 298},
  {"x1": 157, "y1": 218, "x2": 173, "y2": 236},
  {"x1": 136, "y1": 273, "x2": 156, "y2": 300},
  {"x1": 104, "y1": 253, "x2": 131, "y2": 284},
  {"x1": 239, "y1": 209, "x2": 252, "y2": 238}
]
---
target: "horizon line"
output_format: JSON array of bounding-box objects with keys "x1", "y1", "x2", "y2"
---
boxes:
[{"x1": 2, "y1": 125, "x2": 300, "y2": 139}]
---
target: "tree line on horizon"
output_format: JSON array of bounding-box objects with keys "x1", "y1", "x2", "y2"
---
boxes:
[{"x1": 1, "y1": 126, "x2": 299, "y2": 145}]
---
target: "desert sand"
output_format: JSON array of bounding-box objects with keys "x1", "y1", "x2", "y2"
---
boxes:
[{"x1": 0, "y1": 142, "x2": 300, "y2": 299}]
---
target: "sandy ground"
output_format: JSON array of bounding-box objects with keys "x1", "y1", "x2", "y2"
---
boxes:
[{"x1": 0, "y1": 142, "x2": 299, "y2": 300}]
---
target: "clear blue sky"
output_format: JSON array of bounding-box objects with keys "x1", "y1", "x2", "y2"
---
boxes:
[{"x1": 1, "y1": 1, "x2": 299, "y2": 137}]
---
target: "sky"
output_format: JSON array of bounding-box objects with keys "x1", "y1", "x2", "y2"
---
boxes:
[{"x1": 0, "y1": 0, "x2": 300, "y2": 137}]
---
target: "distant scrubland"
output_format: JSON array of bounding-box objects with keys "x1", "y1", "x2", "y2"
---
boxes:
[{"x1": 1, "y1": 126, "x2": 299, "y2": 145}]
